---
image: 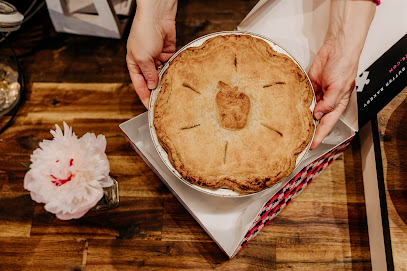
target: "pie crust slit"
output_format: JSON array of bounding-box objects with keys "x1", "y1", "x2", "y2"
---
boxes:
[
  {"x1": 260, "y1": 123, "x2": 283, "y2": 137},
  {"x1": 181, "y1": 124, "x2": 201, "y2": 130},
  {"x1": 224, "y1": 141, "x2": 228, "y2": 164},
  {"x1": 182, "y1": 83, "x2": 201, "y2": 94},
  {"x1": 263, "y1": 82, "x2": 286, "y2": 88}
]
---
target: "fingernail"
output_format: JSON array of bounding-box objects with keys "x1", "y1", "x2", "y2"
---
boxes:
[
  {"x1": 315, "y1": 111, "x2": 323, "y2": 120},
  {"x1": 147, "y1": 81, "x2": 155, "y2": 90}
]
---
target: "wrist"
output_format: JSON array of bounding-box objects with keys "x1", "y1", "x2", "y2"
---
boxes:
[
  {"x1": 323, "y1": 35, "x2": 363, "y2": 64},
  {"x1": 325, "y1": 0, "x2": 376, "y2": 58},
  {"x1": 136, "y1": 0, "x2": 177, "y2": 22}
]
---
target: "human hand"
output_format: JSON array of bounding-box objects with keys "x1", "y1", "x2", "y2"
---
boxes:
[
  {"x1": 126, "y1": 0, "x2": 177, "y2": 108},
  {"x1": 308, "y1": 0, "x2": 376, "y2": 149},
  {"x1": 308, "y1": 41, "x2": 357, "y2": 149}
]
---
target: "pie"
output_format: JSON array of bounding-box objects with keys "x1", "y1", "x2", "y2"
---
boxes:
[{"x1": 153, "y1": 34, "x2": 314, "y2": 193}]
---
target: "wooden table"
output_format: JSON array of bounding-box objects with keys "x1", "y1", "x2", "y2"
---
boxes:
[
  {"x1": 0, "y1": 1, "x2": 377, "y2": 270},
  {"x1": 378, "y1": 89, "x2": 407, "y2": 271}
]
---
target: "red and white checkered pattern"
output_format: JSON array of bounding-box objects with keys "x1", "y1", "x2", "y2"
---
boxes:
[{"x1": 233, "y1": 137, "x2": 354, "y2": 256}]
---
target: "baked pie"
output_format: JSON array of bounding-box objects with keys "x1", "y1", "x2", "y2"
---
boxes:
[{"x1": 153, "y1": 34, "x2": 314, "y2": 193}]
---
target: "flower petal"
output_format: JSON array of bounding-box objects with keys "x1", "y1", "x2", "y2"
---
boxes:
[
  {"x1": 55, "y1": 209, "x2": 89, "y2": 220},
  {"x1": 99, "y1": 176, "x2": 114, "y2": 188}
]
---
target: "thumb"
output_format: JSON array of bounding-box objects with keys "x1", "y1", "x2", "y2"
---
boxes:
[
  {"x1": 138, "y1": 56, "x2": 159, "y2": 90},
  {"x1": 313, "y1": 88, "x2": 342, "y2": 120}
]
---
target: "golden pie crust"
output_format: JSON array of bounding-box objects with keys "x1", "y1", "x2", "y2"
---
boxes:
[{"x1": 153, "y1": 34, "x2": 314, "y2": 193}]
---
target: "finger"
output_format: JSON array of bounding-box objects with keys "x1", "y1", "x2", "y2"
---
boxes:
[
  {"x1": 127, "y1": 61, "x2": 150, "y2": 108},
  {"x1": 137, "y1": 55, "x2": 159, "y2": 90},
  {"x1": 159, "y1": 52, "x2": 175, "y2": 63},
  {"x1": 310, "y1": 103, "x2": 346, "y2": 150},
  {"x1": 309, "y1": 78, "x2": 323, "y2": 101},
  {"x1": 309, "y1": 75, "x2": 321, "y2": 97},
  {"x1": 162, "y1": 23, "x2": 176, "y2": 53},
  {"x1": 154, "y1": 59, "x2": 163, "y2": 68},
  {"x1": 311, "y1": 85, "x2": 323, "y2": 103},
  {"x1": 309, "y1": 79, "x2": 320, "y2": 95},
  {"x1": 161, "y1": 25, "x2": 176, "y2": 63},
  {"x1": 315, "y1": 90, "x2": 323, "y2": 103},
  {"x1": 308, "y1": 68, "x2": 323, "y2": 103},
  {"x1": 313, "y1": 86, "x2": 344, "y2": 120},
  {"x1": 311, "y1": 82, "x2": 323, "y2": 102},
  {"x1": 308, "y1": 59, "x2": 320, "y2": 84},
  {"x1": 132, "y1": 74, "x2": 151, "y2": 108}
]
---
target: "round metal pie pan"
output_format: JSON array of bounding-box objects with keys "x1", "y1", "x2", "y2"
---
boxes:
[{"x1": 148, "y1": 31, "x2": 316, "y2": 198}]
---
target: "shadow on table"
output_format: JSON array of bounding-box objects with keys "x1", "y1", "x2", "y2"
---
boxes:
[
  {"x1": 344, "y1": 137, "x2": 372, "y2": 270},
  {"x1": 384, "y1": 97, "x2": 407, "y2": 232}
]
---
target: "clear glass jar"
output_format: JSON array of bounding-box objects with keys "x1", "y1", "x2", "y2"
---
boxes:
[
  {"x1": 0, "y1": 45, "x2": 21, "y2": 116},
  {"x1": 93, "y1": 176, "x2": 120, "y2": 211}
]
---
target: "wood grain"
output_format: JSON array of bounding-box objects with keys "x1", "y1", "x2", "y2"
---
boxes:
[
  {"x1": 0, "y1": 1, "x2": 373, "y2": 270},
  {"x1": 378, "y1": 87, "x2": 407, "y2": 271},
  {"x1": 0, "y1": 237, "x2": 86, "y2": 271}
]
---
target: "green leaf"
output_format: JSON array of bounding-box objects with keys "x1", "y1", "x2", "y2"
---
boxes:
[{"x1": 21, "y1": 162, "x2": 31, "y2": 169}]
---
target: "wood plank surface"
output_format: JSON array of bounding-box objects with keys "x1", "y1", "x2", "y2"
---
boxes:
[
  {"x1": 0, "y1": 1, "x2": 373, "y2": 270},
  {"x1": 378, "y1": 87, "x2": 407, "y2": 271}
]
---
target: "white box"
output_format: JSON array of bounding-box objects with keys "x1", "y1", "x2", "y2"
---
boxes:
[{"x1": 120, "y1": 0, "x2": 406, "y2": 258}]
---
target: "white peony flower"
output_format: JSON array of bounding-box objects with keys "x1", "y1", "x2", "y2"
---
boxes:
[{"x1": 24, "y1": 122, "x2": 113, "y2": 220}]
